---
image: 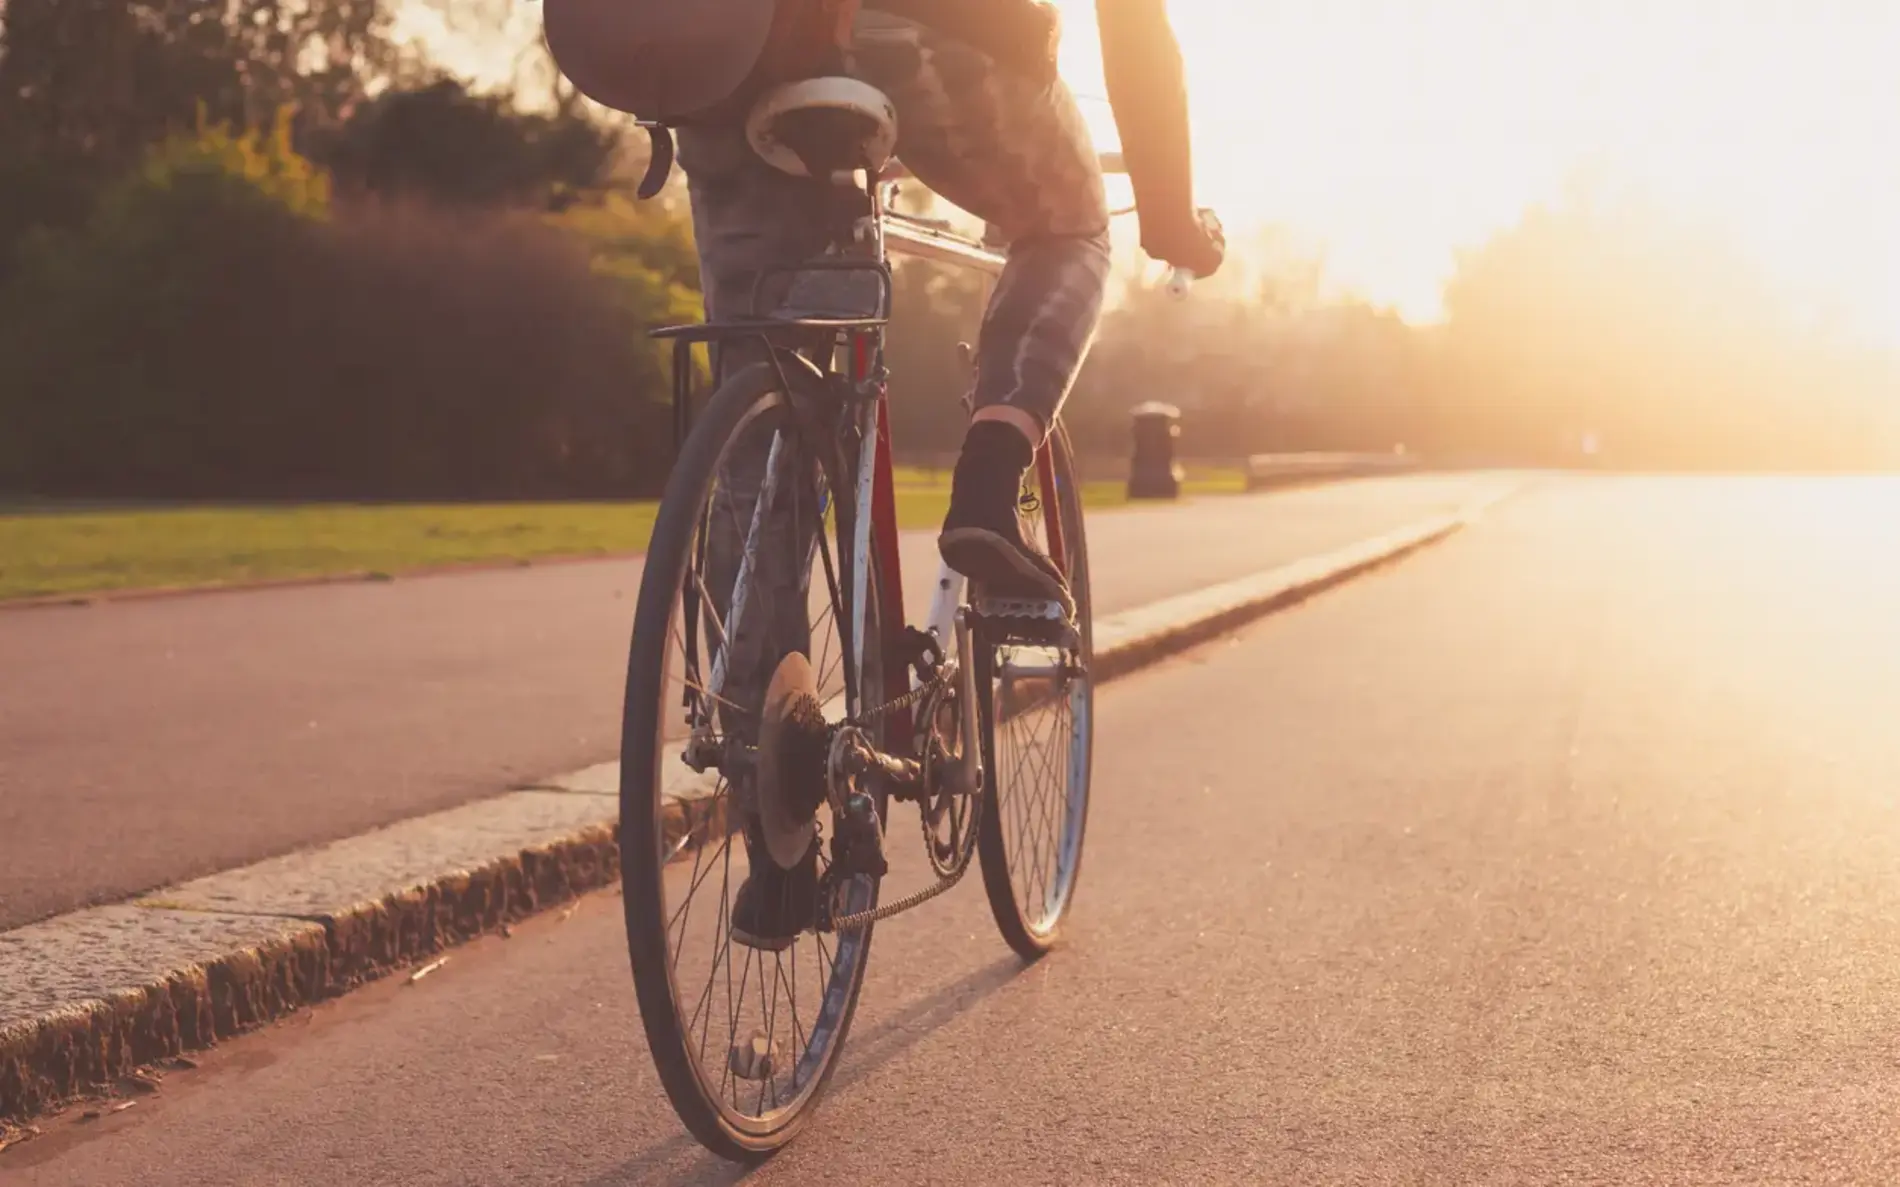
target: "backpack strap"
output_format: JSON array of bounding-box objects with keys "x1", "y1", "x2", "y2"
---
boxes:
[
  {"x1": 757, "y1": 0, "x2": 864, "y2": 83},
  {"x1": 635, "y1": 123, "x2": 677, "y2": 199}
]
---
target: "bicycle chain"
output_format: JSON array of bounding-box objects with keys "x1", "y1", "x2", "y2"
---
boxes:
[
  {"x1": 828, "y1": 811, "x2": 980, "y2": 932},
  {"x1": 868, "y1": 661, "x2": 975, "y2": 874},
  {"x1": 825, "y1": 655, "x2": 981, "y2": 932},
  {"x1": 828, "y1": 770, "x2": 982, "y2": 932},
  {"x1": 846, "y1": 665, "x2": 948, "y2": 728},
  {"x1": 826, "y1": 600, "x2": 1077, "y2": 931}
]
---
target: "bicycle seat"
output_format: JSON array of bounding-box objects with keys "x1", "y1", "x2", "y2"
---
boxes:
[{"x1": 747, "y1": 77, "x2": 898, "y2": 180}]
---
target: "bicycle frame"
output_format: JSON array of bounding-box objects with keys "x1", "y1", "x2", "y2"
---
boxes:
[
  {"x1": 879, "y1": 208, "x2": 1001, "y2": 654},
  {"x1": 852, "y1": 181, "x2": 1077, "y2": 740},
  {"x1": 658, "y1": 152, "x2": 1177, "y2": 753}
]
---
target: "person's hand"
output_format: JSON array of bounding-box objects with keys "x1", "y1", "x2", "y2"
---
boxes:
[{"x1": 1142, "y1": 207, "x2": 1225, "y2": 279}]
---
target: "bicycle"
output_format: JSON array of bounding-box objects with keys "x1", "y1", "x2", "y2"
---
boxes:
[{"x1": 616, "y1": 76, "x2": 1198, "y2": 1162}]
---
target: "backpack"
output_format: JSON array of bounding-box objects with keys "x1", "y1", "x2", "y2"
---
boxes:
[
  {"x1": 543, "y1": 0, "x2": 861, "y2": 126},
  {"x1": 871, "y1": 0, "x2": 1062, "y2": 86}
]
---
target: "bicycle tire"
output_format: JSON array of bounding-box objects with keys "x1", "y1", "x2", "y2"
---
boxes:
[
  {"x1": 974, "y1": 421, "x2": 1095, "y2": 959},
  {"x1": 620, "y1": 358, "x2": 888, "y2": 1161}
]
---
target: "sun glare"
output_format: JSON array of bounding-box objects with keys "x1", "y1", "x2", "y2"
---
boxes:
[
  {"x1": 407, "y1": 1, "x2": 1900, "y2": 350},
  {"x1": 1053, "y1": 0, "x2": 1900, "y2": 344}
]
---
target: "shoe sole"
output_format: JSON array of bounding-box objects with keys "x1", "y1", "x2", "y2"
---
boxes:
[{"x1": 939, "y1": 528, "x2": 1076, "y2": 618}]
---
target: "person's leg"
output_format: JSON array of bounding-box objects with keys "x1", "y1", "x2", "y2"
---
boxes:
[
  {"x1": 852, "y1": 11, "x2": 1112, "y2": 612},
  {"x1": 676, "y1": 123, "x2": 835, "y2": 948}
]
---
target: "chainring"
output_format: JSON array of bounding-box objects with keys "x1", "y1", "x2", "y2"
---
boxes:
[{"x1": 917, "y1": 680, "x2": 978, "y2": 877}]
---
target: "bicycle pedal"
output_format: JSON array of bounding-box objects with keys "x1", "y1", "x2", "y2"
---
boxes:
[
  {"x1": 974, "y1": 596, "x2": 1066, "y2": 620},
  {"x1": 971, "y1": 598, "x2": 1078, "y2": 647}
]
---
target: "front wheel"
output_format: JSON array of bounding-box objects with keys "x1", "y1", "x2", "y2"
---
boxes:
[
  {"x1": 974, "y1": 422, "x2": 1095, "y2": 958},
  {"x1": 619, "y1": 359, "x2": 888, "y2": 1161}
]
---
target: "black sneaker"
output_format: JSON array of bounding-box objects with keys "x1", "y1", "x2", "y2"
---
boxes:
[
  {"x1": 730, "y1": 836, "x2": 819, "y2": 952},
  {"x1": 937, "y1": 421, "x2": 1075, "y2": 618}
]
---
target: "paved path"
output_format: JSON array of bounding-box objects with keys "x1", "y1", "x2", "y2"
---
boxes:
[
  {"x1": 13, "y1": 475, "x2": 1900, "y2": 1184},
  {"x1": 0, "y1": 474, "x2": 1508, "y2": 930}
]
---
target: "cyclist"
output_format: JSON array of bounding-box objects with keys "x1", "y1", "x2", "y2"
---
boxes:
[{"x1": 546, "y1": 0, "x2": 1223, "y2": 948}]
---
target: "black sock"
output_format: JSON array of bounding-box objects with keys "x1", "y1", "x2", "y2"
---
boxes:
[
  {"x1": 947, "y1": 421, "x2": 1033, "y2": 530},
  {"x1": 960, "y1": 419, "x2": 1034, "y2": 471}
]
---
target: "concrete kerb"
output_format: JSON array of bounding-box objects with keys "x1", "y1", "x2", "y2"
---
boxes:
[
  {"x1": 1091, "y1": 511, "x2": 1465, "y2": 682},
  {"x1": 0, "y1": 495, "x2": 1503, "y2": 1129}
]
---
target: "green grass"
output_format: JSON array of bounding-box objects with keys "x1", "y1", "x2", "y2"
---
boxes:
[
  {"x1": 0, "y1": 502, "x2": 668, "y2": 601},
  {"x1": 0, "y1": 465, "x2": 1245, "y2": 602},
  {"x1": 891, "y1": 463, "x2": 1246, "y2": 526}
]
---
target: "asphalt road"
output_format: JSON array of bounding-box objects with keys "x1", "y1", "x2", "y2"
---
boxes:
[
  {"x1": 13, "y1": 474, "x2": 1900, "y2": 1184},
  {"x1": 0, "y1": 474, "x2": 1503, "y2": 930}
]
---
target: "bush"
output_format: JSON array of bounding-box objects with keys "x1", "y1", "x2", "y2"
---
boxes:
[
  {"x1": 288, "y1": 197, "x2": 689, "y2": 499},
  {"x1": 0, "y1": 111, "x2": 329, "y2": 495},
  {"x1": 0, "y1": 111, "x2": 696, "y2": 500},
  {"x1": 313, "y1": 78, "x2": 621, "y2": 211}
]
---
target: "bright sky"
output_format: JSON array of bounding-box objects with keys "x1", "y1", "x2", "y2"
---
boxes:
[{"x1": 403, "y1": 1, "x2": 1900, "y2": 348}]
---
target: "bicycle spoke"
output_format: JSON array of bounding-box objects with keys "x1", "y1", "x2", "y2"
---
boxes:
[
  {"x1": 689, "y1": 565, "x2": 731, "y2": 654},
  {"x1": 1014, "y1": 695, "x2": 1068, "y2": 909},
  {"x1": 667, "y1": 617, "x2": 747, "y2": 723},
  {"x1": 785, "y1": 941, "x2": 808, "y2": 1068},
  {"x1": 689, "y1": 834, "x2": 737, "y2": 1063},
  {"x1": 668, "y1": 821, "x2": 734, "y2": 965},
  {"x1": 978, "y1": 441, "x2": 1092, "y2": 954}
]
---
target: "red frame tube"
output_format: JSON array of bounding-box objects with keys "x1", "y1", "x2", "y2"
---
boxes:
[
  {"x1": 856, "y1": 333, "x2": 914, "y2": 738},
  {"x1": 1035, "y1": 441, "x2": 1066, "y2": 578}
]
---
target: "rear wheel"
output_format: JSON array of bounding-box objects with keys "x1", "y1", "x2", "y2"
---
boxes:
[
  {"x1": 620, "y1": 359, "x2": 887, "y2": 1161},
  {"x1": 974, "y1": 423, "x2": 1094, "y2": 958}
]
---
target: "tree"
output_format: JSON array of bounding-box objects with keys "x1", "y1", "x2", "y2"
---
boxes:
[
  {"x1": 0, "y1": 0, "x2": 394, "y2": 263},
  {"x1": 312, "y1": 77, "x2": 620, "y2": 209},
  {"x1": 0, "y1": 0, "x2": 394, "y2": 171}
]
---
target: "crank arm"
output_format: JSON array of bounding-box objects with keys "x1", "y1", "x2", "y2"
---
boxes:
[{"x1": 954, "y1": 609, "x2": 984, "y2": 798}]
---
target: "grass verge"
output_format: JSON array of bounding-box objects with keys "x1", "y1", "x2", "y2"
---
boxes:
[{"x1": 1, "y1": 467, "x2": 1245, "y2": 602}]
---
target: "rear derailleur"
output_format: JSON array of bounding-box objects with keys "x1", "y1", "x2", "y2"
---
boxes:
[{"x1": 752, "y1": 625, "x2": 983, "y2": 930}]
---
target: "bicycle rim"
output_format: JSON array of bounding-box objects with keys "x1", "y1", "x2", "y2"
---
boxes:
[{"x1": 976, "y1": 424, "x2": 1094, "y2": 957}]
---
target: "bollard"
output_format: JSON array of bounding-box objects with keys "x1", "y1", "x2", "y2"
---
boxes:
[{"x1": 1126, "y1": 401, "x2": 1184, "y2": 500}]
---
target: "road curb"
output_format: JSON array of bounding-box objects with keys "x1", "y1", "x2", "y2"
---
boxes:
[
  {"x1": 1091, "y1": 512, "x2": 1464, "y2": 682},
  {"x1": 0, "y1": 816, "x2": 624, "y2": 1131},
  {"x1": 0, "y1": 500, "x2": 1495, "y2": 1129}
]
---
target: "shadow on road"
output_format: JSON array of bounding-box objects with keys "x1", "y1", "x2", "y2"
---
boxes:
[{"x1": 583, "y1": 953, "x2": 1030, "y2": 1186}]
